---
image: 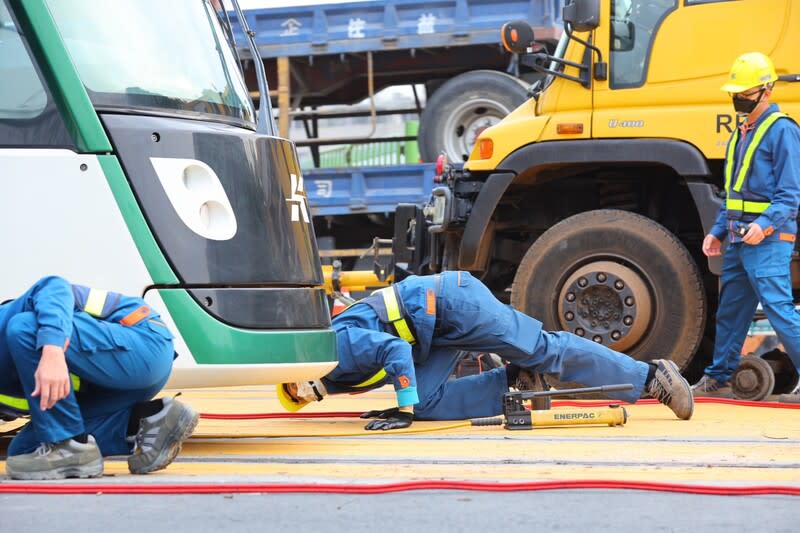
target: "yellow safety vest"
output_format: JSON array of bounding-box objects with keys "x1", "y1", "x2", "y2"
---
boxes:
[{"x1": 724, "y1": 112, "x2": 788, "y2": 216}]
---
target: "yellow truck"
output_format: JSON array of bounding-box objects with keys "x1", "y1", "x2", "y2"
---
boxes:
[{"x1": 393, "y1": 0, "x2": 800, "y2": 375}]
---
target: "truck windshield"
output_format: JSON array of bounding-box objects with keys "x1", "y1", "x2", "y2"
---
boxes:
[
  {"x1": 610, "y1": 0, "x2": 676, "y2": 88},
  {"x1": 45, "y1": 0, "x2": 255, "y2": 128}
]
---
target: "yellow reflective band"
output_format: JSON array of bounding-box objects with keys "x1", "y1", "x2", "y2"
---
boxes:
[
  {"x1": 378, "y1": 287, "x2": 416, "y2": 344},
  {"x1": 0, "y1": 393, "x2": 29, "y2": 412},
  {"x1": 726, "y1": 198, "x2": 770, "y2": 213},
  {"x1": 727, "y1": 112, "x2": 786, "y2": 194},
  {"x1": 392, "y1": 318, "x2": 416, "y2": 344},
  {"x1": 83, "y1": 288, "x2": 108, "y2": 317},
  {"x1": 378, "y1": 287, "x2": 401, "y2": 321},
  {"x1": 0, "y1": 373, "x2": 82, "y2": 413},
  {"x1": 353, "y1": 369, "x2": 388, "y2": 388},
  {"x1": 724, "y1": 130, "x2": 737, "y2": 192}
]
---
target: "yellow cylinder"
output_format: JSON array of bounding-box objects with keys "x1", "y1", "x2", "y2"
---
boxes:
[
  {"x1": 530, "y1": 406, "x2": 627, "y2": 427},
  {"x1": 321, "y1": 265, "x2": 393, "y2": 294}
]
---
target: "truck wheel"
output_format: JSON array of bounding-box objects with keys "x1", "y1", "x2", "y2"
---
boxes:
[
  {"x1": 418, "y1": 70, "x2": 529, "y2": 163},
  {"x1": 511, "y1": 209, "x2": 706, "y2": 373}
]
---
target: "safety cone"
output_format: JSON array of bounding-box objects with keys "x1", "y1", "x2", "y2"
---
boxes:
[{"x1": 331, "y1": 291, "x2": 351, "y2": 316}]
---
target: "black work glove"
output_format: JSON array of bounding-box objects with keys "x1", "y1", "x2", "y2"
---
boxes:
[
  {"x1": 360, "y1": 407, "x2": 400, "y2": 419},
  {"x1": 363, "y1": 409, "x2": 414, "y2": 431}
]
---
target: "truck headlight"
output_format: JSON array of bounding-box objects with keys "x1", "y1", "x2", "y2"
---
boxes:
[{"x1": 431, "y1": 194, "x2": 447, "y2": 225}]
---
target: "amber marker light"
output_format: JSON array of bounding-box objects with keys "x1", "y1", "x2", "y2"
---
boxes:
[
  {"x1": 478, "y1": 138, "x2": 494, "y2": 159},
  {"x1": 556, "y1": 123, "x2": 584, "y2": 134}
]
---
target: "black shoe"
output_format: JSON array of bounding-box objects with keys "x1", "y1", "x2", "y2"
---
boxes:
[{"x1": 127, "y1": 398, "x2": 199, "y2": 474}]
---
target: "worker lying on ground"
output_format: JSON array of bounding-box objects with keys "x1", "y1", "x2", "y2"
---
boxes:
[
  {"x1": 0, "y1": 276, "x2": 198, "y2": 480},
  {"x1": 278, "y1": 271, "x2": 694, "y2": 429}
]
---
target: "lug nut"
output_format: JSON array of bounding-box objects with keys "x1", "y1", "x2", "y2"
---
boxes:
[
  {"x1": 614, "y1": 280, "x2": 624, "y2": 290},
  {"x1": 597, "y1": 273, "x2": 607, "y2": 282},
  {"x1": 575, "y1": 328, "x2": 585, "y2": 337},
  {"x1": 611, "y1": 330, "x2": 621, "y2": 340},
  {"x1": 592, "y1": 335, "x2": 602, "y2": 343},
  {"x1": 623, "y1": 316, "x2": 633, "y2": 326},
  {"x1": 578, "y1": 277, "x2": 588, "y2": 287},
  {"x1": 565, "y1": 311, "x2": 575, "y2": 321},
  {"x1": 624, "y1": 296, "x2": 634, "y2": 306},
  {"x1": 566, "y1": 292, "x2": 576, "y2": 302}
]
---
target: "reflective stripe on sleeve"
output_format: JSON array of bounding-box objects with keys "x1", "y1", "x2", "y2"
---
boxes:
[
  {"x1": 353, "y1": 369, "x2": 388, "y2": 388},
  {"x1": 83, "y1": 289, "x2": 109, "y2": 317}
]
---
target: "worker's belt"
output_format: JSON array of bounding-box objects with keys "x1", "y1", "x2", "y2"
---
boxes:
[
  {"x1": 0, "y1": 374, "x2": 82, "y2": 415},
  {"x1": 360, "y1": 285, "x2": 418, "y2": 344}
]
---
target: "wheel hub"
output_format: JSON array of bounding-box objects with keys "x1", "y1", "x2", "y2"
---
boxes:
[
  {"x1": 558, "y1": 261, "x2": 652, "y2": 351},
  {"x1": 442, "y1": 98, "x2": 510, "y2": 161}
]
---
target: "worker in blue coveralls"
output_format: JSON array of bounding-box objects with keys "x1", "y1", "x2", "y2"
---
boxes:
[
  {"x1": 0, "y1": 276, "x2": 199, "y2": 480},
  {"x1": 694, "y1": 52, "x2": 800, "y2": 402},
  {"x1": 277, "y1": 271, "x2": 694, "y2": 429}
]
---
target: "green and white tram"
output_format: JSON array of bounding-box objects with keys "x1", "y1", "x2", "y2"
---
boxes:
[{"x1": 0, "y1": 0, "x2": 337, "y2": 388}]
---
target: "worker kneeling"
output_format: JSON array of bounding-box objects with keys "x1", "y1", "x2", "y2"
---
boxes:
[
  {"x1": 279, "y1": 271, "x2": 694, "y2": 428},
  {"x1": 0, "y1": 276, "x2": 198, "y2": 480}
]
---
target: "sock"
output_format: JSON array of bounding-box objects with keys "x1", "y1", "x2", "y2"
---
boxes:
[
  {"x1": 127, "y1": 399, "x2": 164, "y2": 436},
  {"x1": 645, "y1": 363, "x2": 657, "y2": 387},
  {"x1": 505, "y1": 363, "x2": 521, "y2": 387},
  {"x1": 71, "y1": 432, "x2": 89, "y2": 444}
]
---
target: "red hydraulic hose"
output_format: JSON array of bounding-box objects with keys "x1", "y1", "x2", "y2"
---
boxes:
[{"x1": 0, "y1": 479, "x2": 799, "y2": 496}]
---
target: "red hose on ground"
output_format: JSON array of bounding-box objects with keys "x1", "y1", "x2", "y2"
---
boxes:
[{"x1": 0, "y1": 479, "x2": 798, "y2": 495}]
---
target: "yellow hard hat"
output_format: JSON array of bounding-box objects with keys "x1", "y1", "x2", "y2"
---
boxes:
[
  {"x1": 276, "y1": 383, "x2": 309, "y2": 412},
  {"x1": 721, "y1": 52, "x2": 777, "y2": 93}
]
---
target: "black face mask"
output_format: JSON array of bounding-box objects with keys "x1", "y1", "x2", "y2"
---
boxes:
[{"x1": 732, "y1": 88, "x2": 765, "y2": 114}]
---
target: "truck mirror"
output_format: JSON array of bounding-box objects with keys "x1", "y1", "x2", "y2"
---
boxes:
[
  {"x1": 500, "y1": 20, "x2": 535, "y2": 54},
  {"x1": 611, "y1": 19, "x2": 635, "y2": 52},
  {"x1": 563, "y1": 0, "x2": 600, "y2": 32}
]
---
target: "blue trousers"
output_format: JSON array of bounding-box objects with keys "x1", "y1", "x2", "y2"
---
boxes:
[
  {"x1": 706, "y1": 240, "x2": 800, "y2": 383},
  {"x1": 412, "y1": 272, "x2": 649, "y2": 420},
  {"x1": 3, "y1": 312, "x2": 174, "y2": 456}
]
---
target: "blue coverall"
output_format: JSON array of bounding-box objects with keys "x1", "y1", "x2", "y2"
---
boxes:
[
  {"x1": 706, "y1": 104, "x2": 800, "y2": 383},
  {"x1": 0, "y1": 276, "x2": 175, "y2": 456},
  {"x1": 324, "y1": 271, "x2": 649, "y2": 420}
]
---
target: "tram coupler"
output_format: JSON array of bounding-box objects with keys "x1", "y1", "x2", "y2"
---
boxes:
[{"x1": 470, "y1": 384, "x2": 634, "y2": 430}]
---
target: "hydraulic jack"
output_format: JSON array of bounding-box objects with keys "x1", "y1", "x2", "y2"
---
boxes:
[{"x1": 471, "y1": 384, "x2": 634, "y2": 430}]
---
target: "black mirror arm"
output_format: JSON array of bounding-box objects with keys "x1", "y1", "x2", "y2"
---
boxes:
[
  {"x1": 565, "y1": 23, "x2": 607, "y2": 81},
  {"x1": 528, "y1": 54, "x2": 588, "y2": 85}
]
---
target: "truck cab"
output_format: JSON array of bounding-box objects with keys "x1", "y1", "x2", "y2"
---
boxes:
[{"x1": 397, "y1": 0, "x2": 800, "y2": 374}]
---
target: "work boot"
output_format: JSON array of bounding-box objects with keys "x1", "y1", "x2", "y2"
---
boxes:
[
  {"x1": 516, "y1": 368, "x2": 551, "y2": 410},
  {"x1": 778, "y1": 381, "x2": 800, "y2": 403},
  {"x1": 127, "y1": 397, "x2": 199, "y2": 474},
  {"x1": 691, "y1": 374, "x2": 732, "y2": 397},
  {"x1": 5, "y1": 435, "x2": 103, "y2": 480},
  {"x1": 646, "y1": 359, "x2": 694, "y2": 420}
]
